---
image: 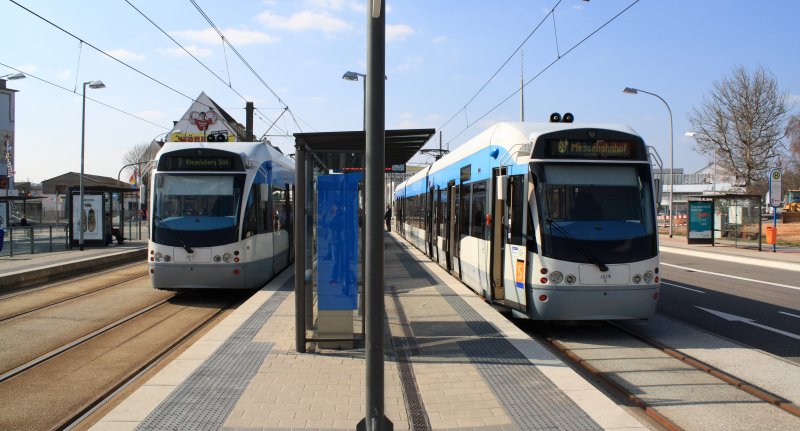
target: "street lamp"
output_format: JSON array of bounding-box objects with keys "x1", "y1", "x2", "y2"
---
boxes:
[
  {"x1": 342, "y1": 71, "x2": 367, "y2": 130},
  {"x1": 685, "y1": 131, "x2": 717, "y2": 193},
  {"x1": 0, "y1": 72, "x2": 26, "y2": 80},
  {"x1": 624, "y1": 86, "x2": 674, "y2": 237},
  {"x1": 79, "y1": 80, "x2": 106, "y2": 251}
]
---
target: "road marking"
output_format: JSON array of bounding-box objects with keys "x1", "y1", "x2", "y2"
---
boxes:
[
  {"x1": 661, "y1": 281, "x2": 705, "y2": 293},
  {"x1": 660, "y1": 245, "x2": 800, "y2": 272},
  {"x1": 661, "y1": 262, "x2": 800, "y2": 292},
  {"x1": 697, "y1": 306, "x2": 800, "y2": 341},
  {"x1": 779, "y1": 311, "x2": 800, "y2": 319}
]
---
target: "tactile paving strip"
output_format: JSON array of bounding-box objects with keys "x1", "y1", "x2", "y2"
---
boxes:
[
  {"x1": 396, "y1": 251, "x2": 603, "y2": 431},
  {"x1": 136, "y1": 279, "x2": 292, "y2": 430}
]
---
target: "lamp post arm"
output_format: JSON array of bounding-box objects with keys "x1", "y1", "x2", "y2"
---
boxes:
[{"x1": 118, "y1": 160, "x2": 153, "y2": 182}]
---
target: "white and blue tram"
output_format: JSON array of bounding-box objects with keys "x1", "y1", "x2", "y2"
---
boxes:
[
  {"x1": 148, "y1": 141, "x2": 294, "y2": 290},
  {"x1": 394, "y1": 118, "x2": 660, "y2": 320}
]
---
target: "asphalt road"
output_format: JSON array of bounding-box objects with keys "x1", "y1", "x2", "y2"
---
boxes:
[{"x1": 658, "y1": 248, "x2": 800, "y2": 363}]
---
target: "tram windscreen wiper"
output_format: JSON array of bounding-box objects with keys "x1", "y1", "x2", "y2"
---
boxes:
[
  {"x1": 153, "y1": 215, "x2": 193, "y2": 254},
  {"x1": 546, "y1": 218, "x2": 608, "y2": 272}
]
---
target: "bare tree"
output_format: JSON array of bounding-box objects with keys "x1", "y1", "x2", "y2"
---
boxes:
[
  {"x1": 688, "y1": 66, "x2": 790, "y2": 192},
  {"x1": 121, "y1": 142, "x2": 160, "y2": 181},
  {"x1": 783, "y1": 114, "x2": 800, "y2": 190}
]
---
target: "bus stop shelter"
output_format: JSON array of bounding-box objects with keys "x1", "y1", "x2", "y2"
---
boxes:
[
  {"x1": 67, "y1": 186, "x2": 139, "y2": 248},
  {"x1": 292, "y1": 128, "x2": 435, "y2": 351},
  {"x1": 687, "y1": 194, "x2": 763, "y2": 250}
]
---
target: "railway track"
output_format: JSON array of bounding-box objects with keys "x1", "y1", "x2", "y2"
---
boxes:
[
  {"x1": 0, "y1": 262, "x2": 148, "y2": 322},
  {"x1": 530, "y1": 321, "x2": 800, "y2": 431},
  {"x1": 0, "y1": 265, "x2": 247, "y2": 431}
]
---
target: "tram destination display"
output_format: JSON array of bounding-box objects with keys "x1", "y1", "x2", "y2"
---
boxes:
[{"x1": 544, "y1": 139, "x2": 638, "y2": 160}]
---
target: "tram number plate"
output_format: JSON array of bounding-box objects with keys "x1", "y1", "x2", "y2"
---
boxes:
[{"x1": 578, "y1": 264, "x2": 630, "y2": 285}]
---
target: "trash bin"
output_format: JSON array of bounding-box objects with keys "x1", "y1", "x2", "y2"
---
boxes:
[{"x1": 766, "y1": 225, "x2": 777, "y2": 244}]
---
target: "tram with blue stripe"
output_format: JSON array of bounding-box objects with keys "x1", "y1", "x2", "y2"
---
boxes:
[
  {"x1": 148, "y1": 141, "x2": 294, "y2": 290},
  {"x1": 394, "y1": 116, "x2": 661, "y2": 320}
]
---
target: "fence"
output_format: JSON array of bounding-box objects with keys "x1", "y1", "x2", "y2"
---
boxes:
[
  {"x1": 0, "y1": 225, "x2": 70, "y2": 257},
  {"x1": 0, "y1": 219, "x2": 149, "y2": 258}
]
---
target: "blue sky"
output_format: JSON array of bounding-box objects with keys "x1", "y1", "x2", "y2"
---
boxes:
[{"x1": 2, "y1": 0, "x2": 799, "y2": 183}]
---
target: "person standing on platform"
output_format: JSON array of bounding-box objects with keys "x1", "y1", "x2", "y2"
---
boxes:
[{"x1": 384, "y1": 205, "x2": 392, "y2": 232}]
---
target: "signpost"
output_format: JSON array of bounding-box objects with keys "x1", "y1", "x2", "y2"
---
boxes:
[{"x1": 769, "y1": 169, "x2": 781, "y2": 253}]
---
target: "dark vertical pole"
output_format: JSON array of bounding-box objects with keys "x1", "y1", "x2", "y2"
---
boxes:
[
  {"x1": 245, "y1": 102, "x2": 254, "y2": 141},
  {"x1": 305, "y1": 154, "x2": 313, "y2": 324},
  {"x1": 294, "y1": 144, "x2": 306, "y2": 353},
  {"x1": 360, "y1": 0, "x2": 390, "y2": 429}
]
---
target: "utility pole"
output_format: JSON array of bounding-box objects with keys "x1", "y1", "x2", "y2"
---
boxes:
[
  {"x1": 520, "y1": 50, "x2": 525, "y2": 121},
  {"x1": 358, "y1": 0, "x2": 391, "y2": 429}
]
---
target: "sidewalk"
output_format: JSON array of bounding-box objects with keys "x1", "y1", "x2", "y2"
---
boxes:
[
  {"x1": 0, "y1": 239, "x2": 147, "y2": 291},
  {"x1": 659, "y1": 234, "x2": 800, "y2": 267}
]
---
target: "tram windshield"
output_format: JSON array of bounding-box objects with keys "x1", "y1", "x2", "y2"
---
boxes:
[
  {"x1": 152, "y1": 173, "x2": 246, "y2": 247},
  {"x1": 535, "y1": 164, "x2": 657, "y2": 264}
]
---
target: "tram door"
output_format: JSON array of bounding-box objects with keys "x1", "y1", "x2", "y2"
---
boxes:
[
  {"x1": 503, "y1": 174, "x2": 527, "y2": 311},
  {"x1": 490, "y1": 168, "x2": 506, "y2": 301},
  {"x1": 426, "y1": 186, "x2": 435, "y2": 258},
  {"x1": 446, "y1": 181, "x2": 459, "y2": 275}
]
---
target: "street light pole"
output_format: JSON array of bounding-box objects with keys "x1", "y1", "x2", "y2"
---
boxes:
[
  {"x1": 79, "y1": 80, "x2": 106, "y2": 251},
  {"x1": 342, "y1": 71, "x2": 367, "y2": 130},
  {"x1": 624, "y1": 86, "x2": 674, "y2": 237}
]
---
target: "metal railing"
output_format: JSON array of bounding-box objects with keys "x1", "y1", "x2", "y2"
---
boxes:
[
  {"x1": 0, "y1": 225, "x2": 70, "y2": 257},
  {"x1": 0, "y1": 218, "x2": 150, "y2": 257}
]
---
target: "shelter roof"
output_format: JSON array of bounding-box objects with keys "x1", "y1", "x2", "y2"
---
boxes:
[{"x1": 293, "y1": 129, "x2": 435, "y2": 170}]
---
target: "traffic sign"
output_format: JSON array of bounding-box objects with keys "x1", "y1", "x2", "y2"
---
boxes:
[{"x1": 769, "y1": 169, "x2": 782, "y2": 207}]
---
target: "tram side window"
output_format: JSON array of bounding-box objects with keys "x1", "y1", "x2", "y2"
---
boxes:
[
  {"x1": 471, "y1": 181, "x2": 487, "y2": 239},
  {"x1": 440, "y1": 189, "x2": 447, "y2": 236},
  {"x1": 508, "y1": 175, "x2": 525, "y2": 245},
  {"x1": 459, "y1": 183, "x2": 471, "y2": 236},
  {"x1": 273, "y1": 186, "x2": 288, "y2": 231},
  {"x1": 242, "y1": 186, "x2": 259, "y2": 239},
  {"x1": 260, "y1": 184, "x2": 273, "y2": 234}
]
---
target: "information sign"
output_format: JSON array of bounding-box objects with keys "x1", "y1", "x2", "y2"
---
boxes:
[{"x1": 769, "y1": 169, "x2": 782, "y2": 207}]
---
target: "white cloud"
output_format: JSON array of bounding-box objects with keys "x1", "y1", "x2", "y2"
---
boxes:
[
  {"x1": 309, "y1": 0, "x2": 363, "y2": 13},
  {"x1": 788, "y1": 94, "x2": 800, "y2": 106},
  {"x1": 106, "y1": 49, "x2": 146, "y2": 61},
  {"x1": 56, "y1": 69, "x2": 71, "y2": 80},
  {"x1": 159, "y1": 44, "x2": 213, "y2": 58},
  {"x1": 386, "y1": 24, "x2": 414, "y2": 42},
  {"x1": 255, "y1": 10, "x2": 350, "y2": 33},
  {"x1": 169, "y1": 27, "x2": 279, "y2": 45},
  {"x1": 431, "y1": 36, "x2": 447, "y2": 45}
]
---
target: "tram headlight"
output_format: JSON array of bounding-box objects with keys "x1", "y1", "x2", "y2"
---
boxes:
[
  {"x1": 632, "y1": 274, "x2": 642, "y2": 284},
  {"x1": 164, "y1": 255, "x2": 172, "y2": 262},
  {"x1": 565, "y1": 274, "x2": 576, "y2": 285},
  {"x1": 154, "y1": 252, "x2": 163, "y2": 262},
  {"x1": 223, "y1": 253, "x2": 233, "y2": 263},
  {"x1": 643, "y1": 271, "x2": 654, "y2": 284},
  {"x1": 213, "y1": 255, "x2": 222, "y2": 263},
  {"x1": 549, "y1": 271, "x2": 563, "y2": 284}
]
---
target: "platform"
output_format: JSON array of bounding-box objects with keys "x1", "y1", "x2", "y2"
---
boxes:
[{"x1": 89, "y1": 233, "x2": 648, "y2": 431}]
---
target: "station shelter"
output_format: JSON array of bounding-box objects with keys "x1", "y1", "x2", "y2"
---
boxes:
[
  {"x1": 292, "y1": 129, "x2": 434, "y2": 349},
  {"x1": 686, "y1": 194, "x2": 763, "y2": 250},
  {"x1": 67, "y1": 186, "x2": 139, "y2": 248}
]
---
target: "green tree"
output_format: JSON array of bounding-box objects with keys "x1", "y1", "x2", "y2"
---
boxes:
[{"x1": 688, "y1": 66, "x2": 790, "y2": 192}]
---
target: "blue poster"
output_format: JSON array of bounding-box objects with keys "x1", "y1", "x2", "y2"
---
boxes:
[
  {"x1": 688, "y1": 201, "x2": 713, "y2": 240},
  {"x1": 316, "y1": 173, "x2": 361, "y2": 310}
]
